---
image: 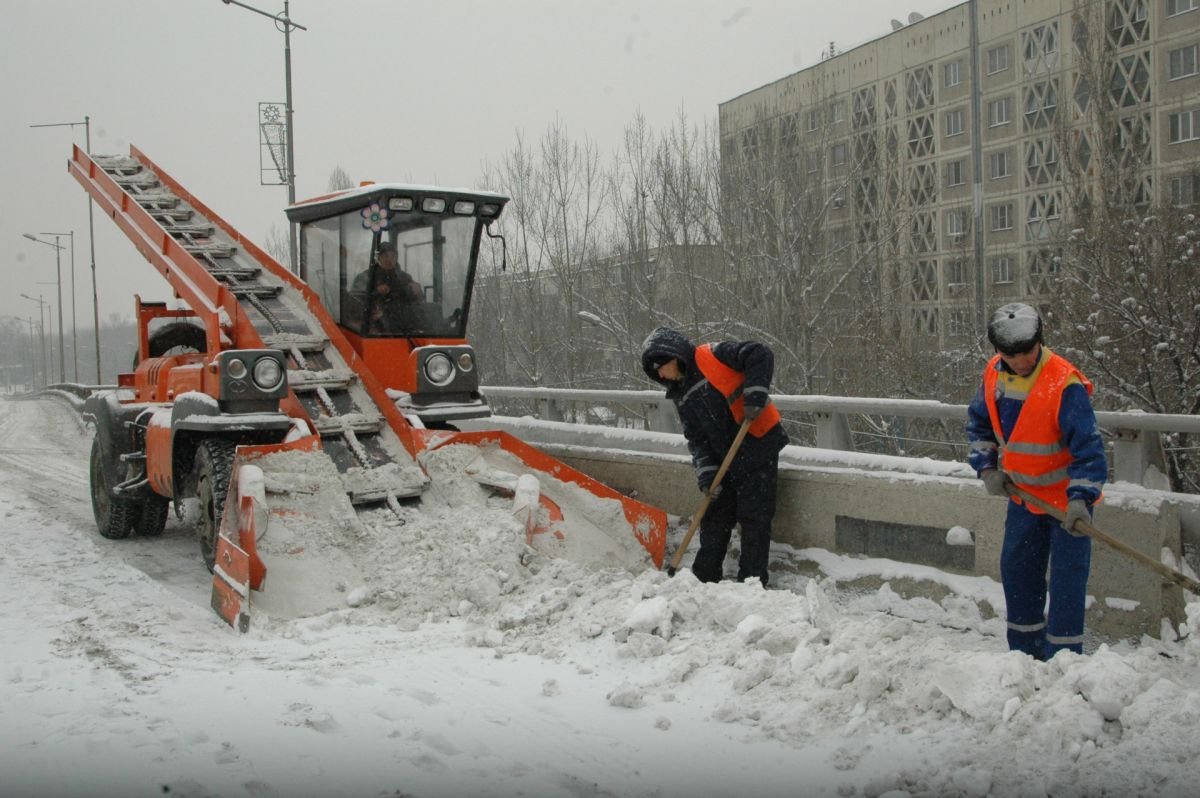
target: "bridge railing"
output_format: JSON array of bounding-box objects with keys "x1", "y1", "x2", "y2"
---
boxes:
[{"x1": 482, "y1": 386, "x2": 1200, "y2": 490}]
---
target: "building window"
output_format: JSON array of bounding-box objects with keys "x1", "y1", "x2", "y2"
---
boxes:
[
  {"x1": 1167, "y1": 0, "x2": 1197, "y2": 16},
  {"x1": 1024, "y1": 79, "x2": 1059, "y2": 130},
  {"x1": 944, "y1": 61, "x2": 962, "y2": 87},
  {"x1": 945, "y1": 159, "x2": 965, "y2": 187},
  {"x1": 807, "y1": 109, "x2": 821, "y2": 132},
  {"x1": 831, "y1": 101, "x2": 846, "y2": 124},
  {"x1": 947, "y1": 208, "x2": 969, "y2": 238},
  {"x1": 948, "y1": 308, "x2": 970, "y2": 337},
  {"x1": 990, "y1": 203, "x2": 1013, "y2": 231},
  {"x1": 987, "y1": 44, "x2": 1010, "y2": 74},
  {"x1": 989, "y1": 150, "x2": 1011, "y2": 179},
  {"x1": 1169, "y1": 174, "x2": 1200, "y2": 205},
  {"x1": 831, "y1": 143, "x2": 848, "y2": 166},
  {"x1": 991, "y1": 255, "x2": 1013, "y2": 284},
  {"x1": 988, "y1": 97, "x2": 1012, "y2": 127},
  {"x1": 806, "y1": 151, "x2": 821, "y2": 174},
  {"x1": 740, "y1": 128, "x2": 761, "y2": 160},
  {"x1": 1169, "y1": 109, "x2": 1200, "y2": 143},
  {"x1": 947, "y1": 258, "x2": 966, "y2": 285},
  {"x1": 945, "y1": 109, "x2": 965, "y2": 137},
  {"x1": 911, "y1": 260, "x2": 939, "y2": 301},
  {"x1": 1169, "y1": 44, "x2": 1199, "y2": 80}
]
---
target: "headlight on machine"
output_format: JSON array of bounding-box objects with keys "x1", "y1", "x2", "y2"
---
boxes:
[
  {"x1": 252, "y1": 356, "x2": 285, "y2": 391},
  {"x1": 424, "y1": 352, "x2": 455, "y2": 386},
  {"x1": 457, "y1": 352, "x2": 474, "y2": 372},
  {"x1": 226, "y1": 357, "x2": 248, "y2": 379}
]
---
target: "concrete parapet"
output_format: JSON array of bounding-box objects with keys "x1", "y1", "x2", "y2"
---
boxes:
[{"x1": 467, "y1": 416, "x2": 1189, "y2": 643}]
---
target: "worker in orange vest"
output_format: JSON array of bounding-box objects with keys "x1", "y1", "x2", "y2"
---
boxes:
[
  {"x1": 641, "y1": 327, "x2": 789, "y2": 586},
  {"x1": 966, "y1": 303, "x2": 1107, "y2": 659}
]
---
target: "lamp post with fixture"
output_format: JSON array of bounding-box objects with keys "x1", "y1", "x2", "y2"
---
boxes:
[
  {"x1": 30, "y1": 115, "x2": 103, "y2": 382},
  {"x1": 19, "y1": 293, "x2": 49, "y2": 388},
  {"x1": 219, "y1": 0, "x2": 307, "y2": 273},
  {"x1": 22, "y1": 234, "x2": 67, "y2": 382}
]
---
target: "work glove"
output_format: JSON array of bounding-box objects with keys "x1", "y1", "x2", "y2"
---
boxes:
[
  {"x1": 743, "y1": 404, "x2": 763, "y2": 422},
  {"x1": 1063, "y1": 499, "x2": 1090, "y2": 537},
  {"x1": 980, "y1": 469, "x2": 1012, "y2": 497},
  {"x1": 699, "y1": 480, "x2": 722, "y2": 499}
]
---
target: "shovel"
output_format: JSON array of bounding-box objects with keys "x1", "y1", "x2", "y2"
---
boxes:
[
  {"x1": 1007, "y1": 483, "x2": 1200, "y2": 596},
  {"x1": 666, "y1": 418, "x2": 753, "y2": 577}
]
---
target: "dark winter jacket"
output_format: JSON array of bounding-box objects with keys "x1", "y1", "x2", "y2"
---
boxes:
[{"x1": 641, "y1": 327, "x2": 788, "y2": 489}]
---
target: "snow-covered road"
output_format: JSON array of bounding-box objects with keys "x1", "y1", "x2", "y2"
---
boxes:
[{"x1": 2, "y1": 397, "x2": 1199, "y2": 798}]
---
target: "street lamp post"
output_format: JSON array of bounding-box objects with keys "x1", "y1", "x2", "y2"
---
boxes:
[
  {"x1": 23, "y1": 233, "x2": 67, "y2": 382},
  {"x1": 220, "y1": 0, "x2": 307, "y2": 273},
  {"x1": 31, "y1": 116, "x2": 103, "y2": 383},
  {"x1": 41, "y1": 231, "x2": 77, "y2": 381},
  {"x1": 19, "y1": 294, "x2": 49, "y2": 388}
]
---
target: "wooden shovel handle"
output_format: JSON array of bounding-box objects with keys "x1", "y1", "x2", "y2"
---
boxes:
[
  {"x1": 1007, "y1": 484, "x2": 1200, "y2": 596},
  {"x1": 666, "y1": 418, "x2": 754, "y2": 574}
]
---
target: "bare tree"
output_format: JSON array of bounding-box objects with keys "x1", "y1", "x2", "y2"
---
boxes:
[
  {"x1": 1045, "y1": 1, "x2": 1200, "y2": 491},
  {"x1": 263, "y1": 224, "x2": 290, "y2": 265},
  {"x1": 327, "y1": 165, "x2": 355, "y2": 192}
]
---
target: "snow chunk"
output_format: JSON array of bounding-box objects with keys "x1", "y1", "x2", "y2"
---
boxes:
[
  {"x1": 946, "y1": 526, "x2": 974, "y2": 546},
  {"x1": 623, "y1": 595, "x2": 672, "y2": 639}
]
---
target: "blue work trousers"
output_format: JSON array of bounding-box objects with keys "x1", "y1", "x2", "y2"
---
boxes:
[{"x1": 1001, "y1": 499, "x2": 1092, "y2": 659}]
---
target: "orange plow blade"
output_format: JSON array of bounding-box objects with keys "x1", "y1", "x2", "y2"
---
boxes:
[
  {"x1": 418, "y1": 429, "x2": 667, "y2": 569},
  {"x1": 210, "y1": 435, "x2": 322, "y2": 631}
]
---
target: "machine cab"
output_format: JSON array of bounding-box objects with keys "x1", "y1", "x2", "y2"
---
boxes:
[{"x1": 287, "y1": 184, "x2": 509, "y2": 425}]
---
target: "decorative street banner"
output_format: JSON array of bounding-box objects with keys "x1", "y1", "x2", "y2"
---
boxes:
[{"x1": 258, "y1": 102, "x2": 289, "y2": 186}]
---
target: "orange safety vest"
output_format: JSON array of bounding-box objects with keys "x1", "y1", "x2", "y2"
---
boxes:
[
  {"x1": 983, "y1": 352, "x2": 1092, "y2": 514},
  {"x1": 694, "y1": 344, "x2": 782, "y2": 437}
]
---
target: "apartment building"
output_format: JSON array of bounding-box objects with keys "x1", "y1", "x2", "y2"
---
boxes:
[{"x1": 718, "y1": 0, "x2": 1200, "y2": 366}]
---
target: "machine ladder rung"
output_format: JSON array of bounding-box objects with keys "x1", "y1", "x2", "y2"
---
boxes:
[
  {"x1": 165, "y1": 223, "x2": 216, "y2": 237},
  {"x1": 133, "y1": 192, "x2": 181, "y2": 208},
  {"x1": 207, "y1": 266, "x2": 261, "y2": 280},
  {"x1": 227, "y1": 283, "x2": 279, "y2": 298},
  {"x1": 289, "y1": 369, "x2": 357, "y2": 391},
  {"x1": 111, "y1": 172, "x2": 160, "y2": 188},
  {"x1": 313, "y1": 413, "x2": 386, "y2": 437},
  {"x1": 182, "y1": 243, "x2": 236, "y2": 258},
  {"x1": 262, "y1": 334, "x2": 328, "y2": 353},
  {"x1": 146, "y1": 207, "x2": 193, "y2": 221}
]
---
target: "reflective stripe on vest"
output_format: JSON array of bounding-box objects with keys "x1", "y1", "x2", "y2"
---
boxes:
[
  {"x1": 982, "y1": 352, "x2": 1092, "y2": 514},
  {"x1": 693, "y1": 344, "x2": 781, "y2": 437}
]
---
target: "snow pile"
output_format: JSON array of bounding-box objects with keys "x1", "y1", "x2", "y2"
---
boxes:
[{"x1": 4, "y1": 398, "x2": 1200, "y2": 796}]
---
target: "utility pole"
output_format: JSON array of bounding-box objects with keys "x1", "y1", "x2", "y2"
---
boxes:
[
  {"x1": 41, "y1": 231, "x2": 77, "y2": 380},
  {"x1": 23, "y1": 233, "x2": 67, "y2": 382},
  {"x1": 20, "y1": 294, "x2": 49, "y2": 388},
  {"x1": 31, "y1": 116, "x2": 102, "y2": 382},
  {"x1": 220, "y1": 0, "x2": 307, "y2": 273}
]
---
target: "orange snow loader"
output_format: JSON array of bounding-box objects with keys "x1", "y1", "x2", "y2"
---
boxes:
[{"x1": 69, "y1": 145, "x2": 666, "y2": 631}]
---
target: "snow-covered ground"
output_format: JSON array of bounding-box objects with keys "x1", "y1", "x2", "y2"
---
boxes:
[{"x1": 2, "y1": 397, "x2": 1199, "y2": 798}]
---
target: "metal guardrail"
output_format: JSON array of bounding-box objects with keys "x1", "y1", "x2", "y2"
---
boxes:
[{"x1": 482, "y1": 386, "x2": 1200, "y2": 489}]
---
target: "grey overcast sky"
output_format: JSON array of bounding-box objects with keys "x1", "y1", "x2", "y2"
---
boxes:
[{"x1": 1, "y1": 0, "x2": 951, "y2": 330}]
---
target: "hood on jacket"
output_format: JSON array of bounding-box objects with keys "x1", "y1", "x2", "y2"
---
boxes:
[{"x1": 640, "y1": 326, "x2": 695, "y2": 386}]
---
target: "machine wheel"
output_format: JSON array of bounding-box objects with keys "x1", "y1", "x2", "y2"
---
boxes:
[
  {"x1": 89, "y1": 436, "x2": 135, "y2": 540},
  {"x1": 133, "y1": 321, "x2": 207, "y2": 368},
  {"x1": 134, "y1": 495, "x2": 171, "y2": 537},
  {"x1": 195, "y1": 439, "x2": 236, "y2": 572}
]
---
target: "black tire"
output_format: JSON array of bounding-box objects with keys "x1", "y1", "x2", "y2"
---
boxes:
[
  {"x1": 195, "y1": 439, "x2": 236, "y2": 572},
  {"x1": 134, "y1": 495, "x2": 171, "y2": 537},
  {"x1": 89, "y1": 436, "x2": 135, "y2": 540},
  {"x1": 134, "y1": 321, "x2": 207, "y2": 369}
]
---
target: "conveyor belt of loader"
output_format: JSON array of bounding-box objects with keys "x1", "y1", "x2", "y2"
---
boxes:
[{"x1": 77, "y1": 149, "x2": 425, "y2": 514}]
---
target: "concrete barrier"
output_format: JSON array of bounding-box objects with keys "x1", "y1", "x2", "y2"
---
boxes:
[{"x1": 463, "y1": 416, "x2": 1194, "y2": 643}]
